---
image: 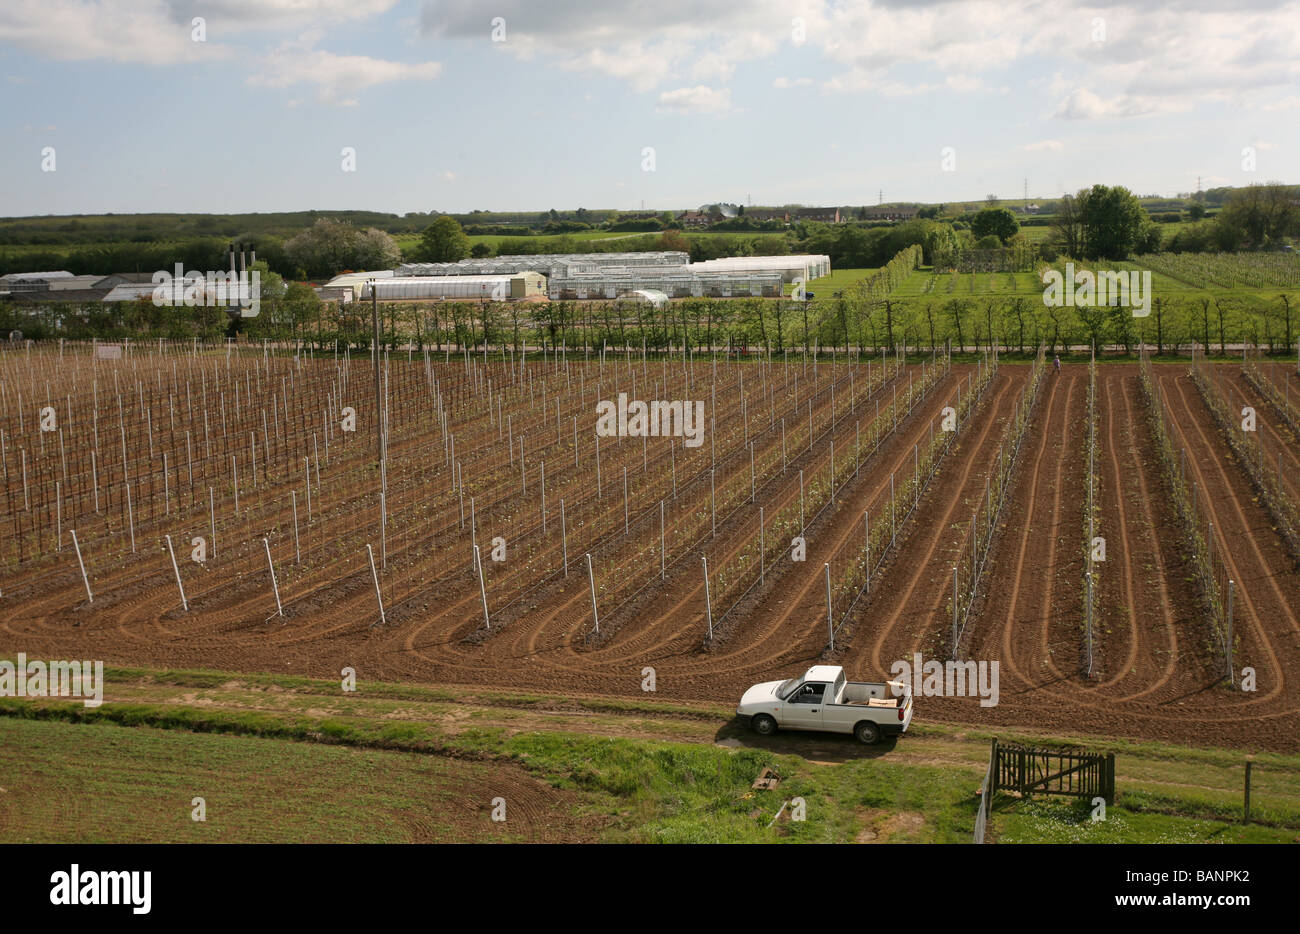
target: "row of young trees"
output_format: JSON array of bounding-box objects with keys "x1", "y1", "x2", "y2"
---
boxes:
[{"x1": 12, "y1": 287, "x2": 1294, "y2": 360}]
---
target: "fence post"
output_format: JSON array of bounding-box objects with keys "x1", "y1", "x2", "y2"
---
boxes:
[
  {"x1": 1244, "y1": 758, "x2": 1253, "y2": 824},
  {"x1": 586, "y1": 553, "x2": 599, "y2": 634},
  {"x1": 864, "y1": 509, "x2": 871, "y2": 594},
  {"x1": 701, "y1": 554, "x2": 713, "y2": 640},
  {"x1": 265, "y1": 538, "x2": 283, "y2": 618},
  {"x1": 951, "y1": 566, "x2": 959, "y2": 659},
  {"x1": 70, "y1": 529, "x2": 92, "y2": 604},
  {"x1": 1226, "y1": 579, "x2": 1235, "y2": 688},
  {"x1": 660, "y1": 499, "x2": 666, "y2": 580},
  {"x1": 473, "y1": 543, "x2": 490, "y2": 629},
  {"x1": 165, "y1": 534, "x2": 188, "y2": 612}
]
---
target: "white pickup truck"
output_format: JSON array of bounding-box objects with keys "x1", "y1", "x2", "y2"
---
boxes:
[{"x1": 737, "y1": 665, "x2": 913, "y2": 745}]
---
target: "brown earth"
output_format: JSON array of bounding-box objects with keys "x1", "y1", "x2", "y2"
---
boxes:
[{"x1": 3, "y1": 354, "x2": 1299, "y2": 753}]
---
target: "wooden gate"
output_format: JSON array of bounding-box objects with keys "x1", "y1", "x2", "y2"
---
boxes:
[{"x1": 990, "y1": 739, "x2": 1115, "y2": 804}]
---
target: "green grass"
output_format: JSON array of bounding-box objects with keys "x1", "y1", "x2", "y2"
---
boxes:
[
  {"x1": 782, "y1": 267, "x2": 880, "y2": 297},
  {"x1": 0, "y1": 717, "x2": 557, "y2": 842},
  {"x1": 0, "y1": 713, "x2": 974, "y2": 843},
  {"x1": 3, "y1": 661, "x2": 1298, "y2": 844},
  {"x1": 996, "y1": 797, "x2": 1295, "y2": 844}
]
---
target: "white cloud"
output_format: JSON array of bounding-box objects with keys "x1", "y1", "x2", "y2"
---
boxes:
[
  {"x1": 1024, "y1": 139, "x2": 1065, "y2": 151},
  {"x1": 4, "y1": 0, "x2": 1297, "y2": 124},
  {"x1": 655, "y1": 85, "x2": 733, "y2": 114},
  {"x1": 412, "y1": 0, "x2": 1300, "y2": 120},
  {"x1": 0, "y1": 0, "x2": 216, "y2": 63},
  {"x1": 0, "y1": 0, "x2": 397, "y2": 63},
  {"x1": 1259, "y1": 95, "x2": 1300, "y2": 111},
  {"x1": 249, "y1": 46, "x2": 441, "y2": 105},
  {"x1": 1052, "y1": 87, "x2": 1187, "y2": 120}
]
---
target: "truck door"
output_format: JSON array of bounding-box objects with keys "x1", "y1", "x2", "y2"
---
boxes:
[{"x1": 781, "y1": 681, "x2": 828, "y2": 731}]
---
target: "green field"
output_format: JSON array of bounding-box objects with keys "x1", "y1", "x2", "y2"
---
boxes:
[
  {"x1": 783, "y1": 267, "x2": 881, "y2": 297},
  {"x1": 1, "y1": 663, "x2": 1295, "y2": 844}
]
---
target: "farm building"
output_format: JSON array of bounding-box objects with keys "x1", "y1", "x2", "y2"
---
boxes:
[
  {"x1": 548, "y1": 270, "x2": 783, "y2": 300},
  {"x1": 390, "y1": 252, "x2": 828, "y2": 301},
  {"x1": 0, "y1": 271, "x2": 75, "y2": 293},
  {"x1": 397, "y1": 252, "x2": 689, "y2": 278},
  {"x1": 323, "y1": 270, "x2": 395, "y2": 288},
  {"x1": 689, "y1": 254, "x2": 831, "y2": 282},
  {"x1": 362, "y1": 272, "x2": 547, "y2": 302}
]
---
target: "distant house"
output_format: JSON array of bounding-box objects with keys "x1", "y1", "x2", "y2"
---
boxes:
[
  {"x1": 745, "y1": 209, "x2": 790, "y2": 224},
  {"x1": 793, "y1": 207, "x2": 841, "y2": 224},
  {"x1": 861, "y1": 207, "x2": 918, "y2": 222},
  {"x1": 1015, "y1": 203, "x2": 1041, "y2": 215},
  {"x1": 677, "y1": 210, "x2": 717, "y2": 228}
]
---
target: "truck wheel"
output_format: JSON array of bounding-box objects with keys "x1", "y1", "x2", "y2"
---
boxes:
[
  {"x1": 854, "y1": 721, "x2": 881, "y2": 745},
  {"x1": 750, "y1": 714, "x2": 777, "y2": 736}
]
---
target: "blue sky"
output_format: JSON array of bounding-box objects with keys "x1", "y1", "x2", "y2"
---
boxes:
[{"x1": 1, "y1": 0, "x2": 1296, "y2": 216}]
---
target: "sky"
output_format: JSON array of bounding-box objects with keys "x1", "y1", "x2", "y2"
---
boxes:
[{"x1": 1, "y1": 0, "x2": 1297, "y2": 217}]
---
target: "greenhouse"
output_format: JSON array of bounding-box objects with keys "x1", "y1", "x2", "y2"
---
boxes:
[
  {"x1": 549, "y1": 271, "x2": 783, "y2": 300},
  {"x1": 362, "y1": 272, "x2": 546, "y2": 301},
  {"x1": 614, "y1": 289, "x2": 670, "y2": 309},
  {"x1": 396, "y1": 252, "x2": 689, "y2": 278},
  {"x1": 688, "y1": 254, "x2": 831, "y2": 282}
]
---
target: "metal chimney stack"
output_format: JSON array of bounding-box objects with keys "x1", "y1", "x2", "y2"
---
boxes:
[
  {"x1": 249, "y1": 243, "x2": 256, "y2": 266},
  {"x1": 239, "y1": 243, "x2": 246, "y2": 274}
]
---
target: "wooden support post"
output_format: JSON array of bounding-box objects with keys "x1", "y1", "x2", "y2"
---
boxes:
[
  {"x1": 560, "y1": 498, "x2": 568, "y2": 577},
  {"x1": 291, "y1": 491, "x2": 300, "y2": 564},
  {"x1": 165, "y1": 534, "x2": 187, "y2": 612},
  {"x1": 474, "y1": 543, "x2": 490, "y2": 629},
  {"x1": 1226, "y1": 578, "x2": 1236, "y2": 688},
  {"x1": 265, "y1": 537, "x2": 283, "y2": 618},
  {"x1": 660, "y1": 500, "x2": 666, "y2": 580},
  {"x1": 825, "y1": 562, "x2": 834, "y2": 651},
  {"x1": 951, "y1": 566, "x2": 959, "y2": 659},
  {"x1": 1244, "y1": 759, "x2": 1253, "y2": 824},
  {"x1": 702, "y1": 554, "x2": 713, "y2": 640},
  {"x1": 586, "y1": 553, "x2": 599, "y2": 634},
  {"x1": 70, "y1": 529, "x2": 92, "y2": 604}
]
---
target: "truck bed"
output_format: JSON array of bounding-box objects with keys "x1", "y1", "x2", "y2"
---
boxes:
[{"x1": 837, "y1": 682, "x2": 903, "y2": 706}]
